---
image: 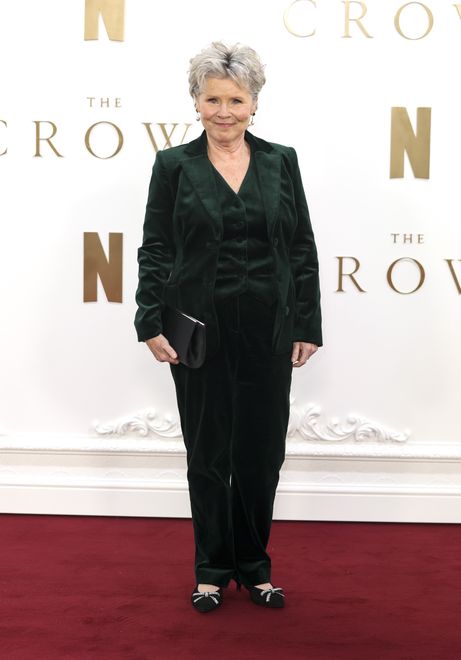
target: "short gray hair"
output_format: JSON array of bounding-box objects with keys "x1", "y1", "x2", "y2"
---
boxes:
[{"x1": 188, "y1": 41, "x2": 266, "y2": 101}]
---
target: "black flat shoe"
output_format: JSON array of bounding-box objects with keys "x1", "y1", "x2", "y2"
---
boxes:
[
  {"x1": 245, "y1": 585, "x2": 285, "y2": 608},
  {"x1": 191, "y1": 586, "x2": 223, "y2": 613}
]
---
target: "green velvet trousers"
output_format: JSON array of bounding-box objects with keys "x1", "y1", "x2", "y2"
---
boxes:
[{"x1": 169, "y1": 291, "x2": 293, "y2": 588}]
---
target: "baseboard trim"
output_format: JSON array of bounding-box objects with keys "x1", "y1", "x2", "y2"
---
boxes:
[
  {"x1": 2, "y1": 434, "x2": 461, "y2": 521},
  {"x1": 2, "y1": 482, "x2": 461, "y2": 522}
]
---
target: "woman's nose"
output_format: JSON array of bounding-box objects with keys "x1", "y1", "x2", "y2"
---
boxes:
[{"x1": 217, "y1": 104, "x2": 231, "y2": 116}]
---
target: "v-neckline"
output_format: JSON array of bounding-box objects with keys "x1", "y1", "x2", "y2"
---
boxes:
[{"x1": 209, "y1": 144, "x2": 253, "y2": 197}]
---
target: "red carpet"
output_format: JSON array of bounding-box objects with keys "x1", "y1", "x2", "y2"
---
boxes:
[{"x1": 1, "y1": 514, "x2": 460, "y2": 659}]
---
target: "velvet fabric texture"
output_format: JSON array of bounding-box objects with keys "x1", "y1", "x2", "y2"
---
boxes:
[
  {"x1": 212, "y1": 140, "x2": 278, "y2": 306},
  {"x1": 169, "y1": 292, "x2": 293, "y2": 587},
  {"x1": 133, "y1": 130, "x2": 322, "y2": 356}
]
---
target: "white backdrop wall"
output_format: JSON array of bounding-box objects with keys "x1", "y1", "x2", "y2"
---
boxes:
[{"x1": 1, "y1": 0, "x2": 461, "y2": 521}]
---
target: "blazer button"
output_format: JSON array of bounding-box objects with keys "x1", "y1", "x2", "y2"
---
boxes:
[{"x1": 273, "y1": 238, "x2": 279, "y2": 247}]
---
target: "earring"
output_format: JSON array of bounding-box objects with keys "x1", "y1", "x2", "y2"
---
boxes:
[
  {"x1": 195, "y1": 111, "x2": 201, "y2": 122},
  {"x1": 249, "y1": 113, "x2": 255, "y2": 126}
]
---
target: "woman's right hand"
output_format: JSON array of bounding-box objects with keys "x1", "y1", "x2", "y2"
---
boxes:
[{"x1": 145, "y1": 334, "x2": 180, "y2": 365}]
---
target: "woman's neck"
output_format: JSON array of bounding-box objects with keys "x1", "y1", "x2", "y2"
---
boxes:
[{"x1": 206, "y1": 133, "x2": 248, "y2": 160}]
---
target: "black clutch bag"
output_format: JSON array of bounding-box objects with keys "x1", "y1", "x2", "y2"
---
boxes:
[{"x1": 162, "y1": 305, "x2": 206, "y2": 368}]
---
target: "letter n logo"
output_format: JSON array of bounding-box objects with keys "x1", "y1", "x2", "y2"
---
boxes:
[
  {"x1": 390, "y1": 107, "x2": 431, "y2": 179},
  {"x1": 83, "y1": 232, "x2": 123, "y2": 302},
  {"x1": 84, "y1": 0, "x2": 125, "y2": 41}
]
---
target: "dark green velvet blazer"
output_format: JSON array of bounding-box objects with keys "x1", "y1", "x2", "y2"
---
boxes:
[{"x1": 134, "y1": 130, "x2": 322, "y2": 358}]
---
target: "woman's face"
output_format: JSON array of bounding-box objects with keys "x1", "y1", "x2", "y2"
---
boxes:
[{"x1": 195, "y1": 76, "x2": 257, "y2": 145}]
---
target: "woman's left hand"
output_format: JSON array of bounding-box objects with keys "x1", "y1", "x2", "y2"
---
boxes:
[{"x1": 291, "y1": 342, "x2": 318, "y2": 367}]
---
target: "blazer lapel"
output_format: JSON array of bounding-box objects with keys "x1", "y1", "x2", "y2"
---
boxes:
[
  {"x1": 254, "y1": 150, "x2": 282, "y2": 241},
  {"x1": 245, "y1": 130, "x2": 282, "y2": 241},
  {"x1": 180, "y1": 132, "x2": 222, "y2": 232},
  {"x1": 181, "y1": 156, "x2": 223, "y2": 231}
]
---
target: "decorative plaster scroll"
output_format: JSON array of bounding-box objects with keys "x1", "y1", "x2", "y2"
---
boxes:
[
  {"x1": 287, "y1": 400, "x2": 410, "y2": 443},
  {"x1": 92, "y1": 409, "x2": 182, "y2": 438},
  {"x1": 93, "y1": 401, "x2": 410, "y2": 444}
]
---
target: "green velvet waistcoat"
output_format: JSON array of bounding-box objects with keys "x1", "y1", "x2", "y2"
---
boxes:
[{"x1": 212, "y1": 144, "x2": 277, "y2": 306}]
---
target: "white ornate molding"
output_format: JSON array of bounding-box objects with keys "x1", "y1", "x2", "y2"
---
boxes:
[
  {"x1": 92, "y1": 408, "x2": 181, "y2": 438},
  {"x1": 92, "y1": 400, "x2": 411, "y2": 445},
  {"x1": 2, "y1": 433, "x2": 461, "y2": 521},
  {"x1": 287, "y1": 400, "x2": 410, "y2": 444},
  {"x1": 3, "y1": 436, "x2": 458, "y2": 459}
]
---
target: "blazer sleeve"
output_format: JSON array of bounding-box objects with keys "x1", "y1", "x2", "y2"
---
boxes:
[
  {"x1": 288, "y1": 147, "x2": 323, "y2": 347},
  {"x1": 134, "y1": 151, "x2": 175, "y2": 342}
]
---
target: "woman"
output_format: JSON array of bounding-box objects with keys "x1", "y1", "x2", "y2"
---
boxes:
[{"x1": 134, "y1": 42, "x2": 322, "y2": 613}]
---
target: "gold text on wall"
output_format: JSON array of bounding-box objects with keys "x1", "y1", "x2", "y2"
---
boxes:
[
  {"x1": 390, "y1": 107, "x2": 431, "y2": 179},
  {"x1": 284, "y1": 1, "x2": 456, "y2": 39},
  {"x1": 83, "y1": 233, "x2": 123, "y2": 302},
  {"x1": 27, "y1": 121, "x2": 193, "y2": 158},
  {"x1": 335, "y1": 256, "x2": 461, "y2": 295},
  {"x1": 84, "y1": 0, "x2": 125, "y2": 41}
]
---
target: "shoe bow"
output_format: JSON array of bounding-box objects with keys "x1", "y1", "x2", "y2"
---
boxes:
[
  {"x1": 260, "y1": 587, "x2": 285, "y2": 603},
  {"x1": 192, "y1": 590, "x2": 221, "y2": 605}
]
